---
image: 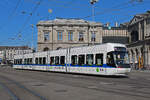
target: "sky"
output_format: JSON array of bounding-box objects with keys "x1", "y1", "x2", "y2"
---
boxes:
[{"x1": 0, "y1": 0, "x2": 150, "y2": 49}]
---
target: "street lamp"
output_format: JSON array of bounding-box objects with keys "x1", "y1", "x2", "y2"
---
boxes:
[
  {"x1": 31, "y1": 24, "x2": 34, "y2": 51},
  {"x1": 90, "y1": 0, "x2": 99, "y2": 21},
  {"x1": 90, "y1": 0, "x2": 99, "y2": 45}
]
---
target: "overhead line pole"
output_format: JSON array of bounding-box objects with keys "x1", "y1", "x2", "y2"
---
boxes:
[
  {"x1": 31, "y1": 24, "x2": 34, "y2": 51},
  {"x1": 90, "y1": 0, "x2": 99, "y2": 45}
]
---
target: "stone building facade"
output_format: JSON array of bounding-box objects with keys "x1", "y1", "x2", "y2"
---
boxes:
[
  {"x1": 102, "y1": 27, "x2": 128, "y2": 44},
  {"x1": 127, "y1": 11, "x2": 150, "y2": 70},
  {"x1": 37, "y1": 18, "x2": 128, "y2": 52},
  {"x1": 37, "y1": 18, "x2": 103, "y2": 51},
  {"x1": 0, "y1": 46, "x2": 33, "y2": 64}
]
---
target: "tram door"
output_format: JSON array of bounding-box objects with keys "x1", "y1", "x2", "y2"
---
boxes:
[
  {"x1": 95, "y1": 53, "x2": 105, "y2": 74},
  {"x1": 65, "y1": 48, "x2": 70, "y2": 72}
]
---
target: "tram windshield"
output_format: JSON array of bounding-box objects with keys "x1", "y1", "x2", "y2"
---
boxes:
[
  {"x1": 107, "y1": 51, "x2": 130, "y2": 67},
  {"x1": 113, "y1": 51, "x2": 130, "y2": 65}
]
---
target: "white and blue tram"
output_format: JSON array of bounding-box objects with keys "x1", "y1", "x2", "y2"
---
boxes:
[{"x1": 13, "y1": 43, "x2": 131, "y2": 76}]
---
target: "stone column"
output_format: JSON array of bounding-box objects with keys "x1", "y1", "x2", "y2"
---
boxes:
[
  {"x1": 144, "y1": 20, "x2": 147, "y2": 39},
  {"x1": 131, "y1": 49, "x2": 135, "y2": 69},
  {"x1": 148, "y1": 47, "x2": 150, "y2": 69},
  {"x1": 144, "y1": 46, "x2": 149, "y2": 69},
  {"x1": 134, "y1": 49, "x2": 138, "y2": 69},
  {"x1": 138, "y1": 22, "x2": 142, "y2": 40},
  {"x1": 129, "y1": 31, "x2": 132, "y2": 43}
]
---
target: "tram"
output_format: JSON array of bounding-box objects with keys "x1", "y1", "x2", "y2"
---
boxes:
[{"x1": 13, "y1": 43, "x2": 131, "y2": 76}]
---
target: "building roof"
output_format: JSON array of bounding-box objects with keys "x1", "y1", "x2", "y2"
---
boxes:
[
  {"x1": 0, "y1": 46, "x2": 31, "y2": 50},
  {"x1": 37, "y1": 18, "x2": 102, "y2": 27},
  {"x1": 135, "y1": 10, "x2": 150, "y2": 18},
  {"x1": 129, "y1": 10, "x2": 150, "y2": 25},
  {"x1": 119, "y1": 10, "x2": 150, "y2": 27}
]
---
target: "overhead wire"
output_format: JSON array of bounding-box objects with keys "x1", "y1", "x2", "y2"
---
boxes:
[
  {"x1": 1, "y1": 0, "x2": 149, "y2": 46},
  {"x1": 17, "y1": 0, "x2": 43, "y2": 35},
  {"x1": 0, "y1": 0, "x2": 43, "y2": 46},
  {"x1": 80, "y1": 1, "x2": 132, "y2": 19},
  {"x1": 0, "y1": 0, "x2": 22, "y2": 30},
  {"x1": 79, "y1": 0, "x2": 149, "y2": 25},
  {"x1": 36, "y1": 0, "x2": 77, "y2": 21},
  {"x1": 12, "y1": 0, "x2": 43, "y2": 47},
  {"x1": 103, "y1": 0, "x2": 150, "y2": 24}
]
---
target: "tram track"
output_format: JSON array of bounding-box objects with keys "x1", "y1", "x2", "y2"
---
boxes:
[
  {"x1": 0, "y1": 81, "x2": 20, "y2": 100},
  {"x1": 0, "y1": 75, "x2": 47, "y2": 100}
]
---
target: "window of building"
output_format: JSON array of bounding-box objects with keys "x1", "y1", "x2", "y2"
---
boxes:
[
  {"x1": 50, "y1": 57, "x2": 55, "y2": 65},
  {"x1": 86, "y1": 54, "x2": 94, "y2": 65},
  {"x1": 60, "y1": 56, "x2": 65, "y2": 65},
  {"x1": 44, "y1": 31, "x2": 50, "y2": 42},
  {"x1": 79, "y1": 32, "x2": 84, "y2": 41},
  {"x1": 71, "y1": 55, "x2": 77, "y2": 65},
  {"x1": 131, "y1": 31, "x2": 139, "y2": 42},
  {"x1": 68, "y1": 31, "x2": 73, "y2": 41},
  {"x1": 55, "y1": 56, "x2": 59, "y2": 65},
  {"x1": 43, "y1": 47, "x2": 49, "y2": 51},
  {"x1": 57, "y1": 31, "x2": 63, "y2": 40},
  {"x1": 78, "y1": 55, "x2": 85, "y2": 66},
  {"x1": 146, "y1": 18, "x2": 150, "y2": 24},
  {"x1": 91, "y1": 32, "x2": 96, "y2": 42},
  {"x1": 95, "y1": 54, "x2": 103, "y2": 66}
]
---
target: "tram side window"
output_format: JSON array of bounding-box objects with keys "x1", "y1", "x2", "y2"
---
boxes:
[
  {"x1": 43, "y1": 57, "x2": 46, "y2": 65},
  {"x1": 19, "y1": 59, "x2": 22, "y2": 64},
  {"x1": 95, "y1": 54, "x2": 103, "y2": 66},
  {"x1": 55, "y1": 56, "x2": 59, "y2": 65},
  {"x1": 35, "y1": 58, "x2": 38, "y2": 64},
  {"x1": 50, "y1": 57, "x2": 55, "y2": 65},
  {"x1": 39, "y1": 57, "x2": 42, "y2": 65},
  {"x1": 27, "y1": 58, "x2": 31, "y2": 64},
  {"x1": 60, "y1": 56, "x2": 65, "y2": 65},
  {"x1": 78, "y1": 55, "x2": 85, "y2": 66},
  {"x1": 27, "y1": 58, "x2": 30, "y2": 64},
  {"x1": 29, "y1": 58, "x2": 32, "y2": 64},
  {"x1": 24, "y1": 59, "x2": 27, "y2": 64},
  {"x1": 14, "y1": 59, "x2": 16, "y2": 64},
  {"x1": 107, "y1": 52, "x2": 115, "y2": 67},
  {"x1": 15, "y1": 59, "x2": 17, "y2": 64},
  {"x1": 71, "y1": 55, "x2": 77, "y2": 65},
  {"x1": 86, "y1": 54, "x2": 93, "y2": 65}
]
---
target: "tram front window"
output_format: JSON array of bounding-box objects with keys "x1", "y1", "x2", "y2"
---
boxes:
[
  {"x1": 113, "y1": 52, "x2": 129, "y2": 65},
  {"x1": 107, "y1": 51, "x2": 130, "y2": 68}
]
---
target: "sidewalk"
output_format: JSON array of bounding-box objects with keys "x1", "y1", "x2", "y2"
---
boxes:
[{"x1": 131, "y1": 69, "x2": 150, "y2": 73}]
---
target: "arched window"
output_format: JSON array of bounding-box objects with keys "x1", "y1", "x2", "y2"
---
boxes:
[
  {"x1": 43, "y1": 47, "x2": 49, "y2": 51},
  {"x1": 131, "y1": 31, "x2": 139, "y2": 42}
]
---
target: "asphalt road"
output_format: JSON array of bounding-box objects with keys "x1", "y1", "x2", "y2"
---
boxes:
[{"x1": 0, "y1": 66, "x2": 150, "y2": 100}]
